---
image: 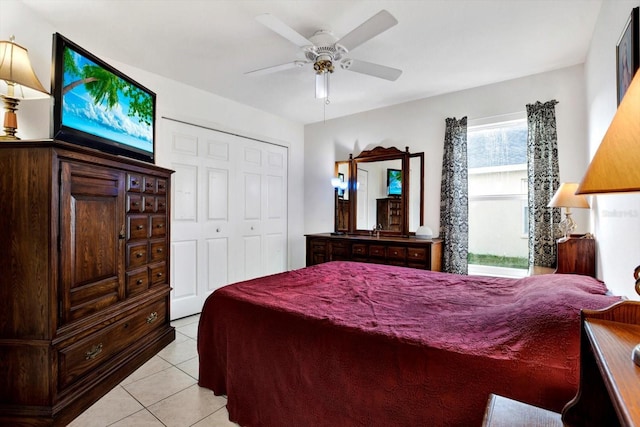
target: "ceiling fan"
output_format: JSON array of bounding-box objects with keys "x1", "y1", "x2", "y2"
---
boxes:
[{"x1": 246, "y1": 10, "x2": 402, "y2": 101}]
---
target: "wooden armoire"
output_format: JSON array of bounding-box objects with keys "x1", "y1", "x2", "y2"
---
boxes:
[{"x1": 0, "y1": 140, "x2": 175, "y2": 426}]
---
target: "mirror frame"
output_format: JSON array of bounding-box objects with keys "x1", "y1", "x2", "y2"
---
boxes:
[{"x1": 336, "y1": 146, "x2": 424, "y2": 237}]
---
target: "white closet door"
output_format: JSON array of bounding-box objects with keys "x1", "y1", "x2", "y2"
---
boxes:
[{"x1": 163, "y1": 119, "x2": 287, "y2": 319}]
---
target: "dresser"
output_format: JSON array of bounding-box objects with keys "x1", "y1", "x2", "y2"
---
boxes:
[
  {"x1": 0, "y1": 140, "x2": 175, "y2": 426},
  {"x1": 306, "y1": 233, "x2": 442, "y2": 271}
]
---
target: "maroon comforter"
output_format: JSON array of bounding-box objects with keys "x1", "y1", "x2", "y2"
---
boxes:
[{"x1": 197, "y1": 261, "x2": 620, "y2": 426}]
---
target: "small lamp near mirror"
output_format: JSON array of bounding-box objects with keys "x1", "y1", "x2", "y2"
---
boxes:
[
  {"x1": 0, "y1": 36, "x2": 50, "y2": 140},
  {"x1": 574, "y1": 70, "x2": 640, "y2": 365},
  {"x1": 547, "y1": 182, "x2": 590, "y2": 242}
]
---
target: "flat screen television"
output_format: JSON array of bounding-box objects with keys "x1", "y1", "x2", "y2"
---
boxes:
[
  {"x1": 51, "y1": 33, "x2": 156, "y2": 163},
  {"x1": 387, "y1": 168, "x2": 402, "y2": 197}
]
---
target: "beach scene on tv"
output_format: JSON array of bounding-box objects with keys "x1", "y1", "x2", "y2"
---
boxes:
[{"x1": 61, "y1": 46, "x2": 153, "y2": 154}]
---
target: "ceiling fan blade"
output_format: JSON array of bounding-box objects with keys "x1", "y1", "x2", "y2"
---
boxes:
[
  {"x1": 341, "y1": 59, "x2": 402, "y2": 81},
  {"x1": 245, "y1": 61, "x2": 307, "y2": 76},
  {"x1": 256, "y1": 13, "x2": 312, "y2": 47},
  {"x1": 336, "y1": 10, "x2": 398, "y2": 52}
]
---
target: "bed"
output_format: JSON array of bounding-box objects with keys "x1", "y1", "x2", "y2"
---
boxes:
[{"x1": 197, "y1": 261, "x2": 620, "y2": 427}]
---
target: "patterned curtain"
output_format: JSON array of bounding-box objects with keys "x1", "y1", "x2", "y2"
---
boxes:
[
  {"x1": 526, "y1": 100, "x2": 560, "y2": 268},
  {"x1": 440, "y1": 117, "x2": 468, "y2": 275}
]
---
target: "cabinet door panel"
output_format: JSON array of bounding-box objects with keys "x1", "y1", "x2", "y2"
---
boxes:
[{"x1": 59, "y1": 162, "x2": 125, "y2": 325}]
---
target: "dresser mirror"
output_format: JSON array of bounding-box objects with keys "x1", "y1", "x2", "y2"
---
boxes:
[
  {"x1": 335, "y1": 146, "x2": 423, "y2": 236},
  {"x1": 334, "y1": 160, "x2": 350, "y2": 233}
]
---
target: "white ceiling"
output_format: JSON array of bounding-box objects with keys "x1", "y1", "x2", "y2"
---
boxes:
[{"x1": 21, "y1": 0, "x2": 603, "y2": 125}]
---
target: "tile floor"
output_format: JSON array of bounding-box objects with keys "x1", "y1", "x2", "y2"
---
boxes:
[{"x1": 68, "y1": 314, "x2": 240, "y2": 427}]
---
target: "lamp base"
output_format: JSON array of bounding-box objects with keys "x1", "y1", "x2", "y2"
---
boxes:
[
  {"x1": 633, "y1": 344, "x2": 640, "y2": 366},
  {"x1": 1, "y1": 95, "x2": 20, "y2": 140}
]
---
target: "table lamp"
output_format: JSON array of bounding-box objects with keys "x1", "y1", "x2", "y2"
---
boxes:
[
  {"x1": 0, "y1": 36, "x2": 49, "y2": 140},
  {"x1": 576, "y1": 69, "x2": 640, "y2": 365},
  {"x1": 548, "y1": 182, "x2": 590, "y2": 242}
]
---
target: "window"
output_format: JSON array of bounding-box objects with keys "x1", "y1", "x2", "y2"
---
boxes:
[{"x1": 467, "y1": 117, "x2": 528, "y2": 277}]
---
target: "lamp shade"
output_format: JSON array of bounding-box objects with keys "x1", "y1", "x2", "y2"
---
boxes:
[
  {"x1": 0, "y1": 38, "x2": 49, "y2": 99},
  {"x1": 577, "y1": 71, "x2": 640, "y2": 194},
  {"x1": 548, "y1": 182, "x2": 590, "y2": 208}
]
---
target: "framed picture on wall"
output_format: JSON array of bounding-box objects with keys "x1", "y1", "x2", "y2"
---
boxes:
[{"x1": 617, "y1": 7, "x2": 639, "y2": 105}]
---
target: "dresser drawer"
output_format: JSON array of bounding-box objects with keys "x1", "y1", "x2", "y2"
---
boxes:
[
  {"x1": 387, "y1": 246, "x2": 406, "y2": 260},
  {"x1": 407, "y1": 247, "x2": 427, "y2": 262},
  {"x1": 150, "y1": 215, "x2": 167, "y2": 238},
  {"x1": 369, "y1": 245, "x2": 385, "y2": 258},
  {"x1": 57, "y1": 298, "x2": 168, "y2": 389},
  {"x1": 352, "y1": 243, "x2": 368, "y2": 256},
  {"x1": 128, "y1": 215, "x2": 148, "y2": 240},
  {"x1": 149, "y1": 262, "x2": 167, "y2": 286},
  {"x1": 126, "y1": 267, "x2": 149, "y2": 297},
  {"x1": 330, "y1": 242, "x2": 349, "y2": 257}
]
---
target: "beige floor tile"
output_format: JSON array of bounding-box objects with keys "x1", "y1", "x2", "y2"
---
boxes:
[
  {"x1": 171, "y1": 314, "x2": 200, "y2": 328},
  {"x1": 147, "y1": 384, "x2": 227, "y2": 427},
  {"x1": 120, "y1": 355, "x2": 173, "y2": 386},
  {"x1": 109, "y1": 409, "x2": 165, "y2": 426},
  {"x1": 122, "y1": 366, "x2": 196, "y2": 407},
  {"x1": 156, "y1": 336, "x2": 198, "y2": 365},
  {"x1": 174, "y1": 330, "x2": 191, "y2": 344},
  {"x1": 176, "y1": 321, "x2": 199, "y2": 339},
  {"x1": 67, "y1": 386, "x2": 143, "y2": 427},
  {"x1": 176, "y1": 356, "x2": 199, "y2": 380},
  {"x1": 192, "y1": 406, "x2": 240, "y2": 427}
]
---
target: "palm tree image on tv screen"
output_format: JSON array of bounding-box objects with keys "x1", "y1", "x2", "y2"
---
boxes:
[{"x1": 62, "y1": 46, "x2": 153, "y2": 152}]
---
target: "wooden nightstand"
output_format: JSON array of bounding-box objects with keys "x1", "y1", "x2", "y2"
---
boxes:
[{"x1": 555, "y1": 234, "x2": 596, "y2": 277}]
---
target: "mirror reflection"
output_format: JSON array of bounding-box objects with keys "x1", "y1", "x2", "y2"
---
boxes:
[{"x1": 355, "y1": 159, "x2": 403, "y2": 231}]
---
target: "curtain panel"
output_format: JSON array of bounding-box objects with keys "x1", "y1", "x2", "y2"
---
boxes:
[
  {"x1": 440, "y1": 116, "x2": 468, "y2": 275},
  {"x1": 526, "y1": 100, "x2": 560, "y2": 269}
]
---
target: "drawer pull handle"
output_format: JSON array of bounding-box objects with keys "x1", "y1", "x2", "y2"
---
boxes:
[
  {"x1": 156, "y1": 272, "x2": 163, "y2": 278},
  {"x1": 147, "y1": 312, "x2": 158, "y2": 324},
  {"x1": 136, "y1": 252, "x2": 144, "y2": 258},
  {"x1": 137, "y1": 279, "x2": 143, "y2": 285},
  {"x1": 131, "y1": 179, "x2": 139, "y2": 186},
  {"x1": 137, "y1": 225, "x2": 144, "y2": 230},
  {"x1": 156, "y1": 224, "x2": 164, "y2": 228},
  {"x1": 85, "y1": 343, "x2": 103, "y2": 360},
  {"x1": 157, "y1": 248, "x2": 163, "y2": 253},
  {"x1": 132, "y1": 201, "x2": 139, "y2": 207}
]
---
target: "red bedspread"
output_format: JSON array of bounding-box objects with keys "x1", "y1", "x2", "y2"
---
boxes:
[{"x1": 197, "y1": 261, "x2": 620, "y2": 426}]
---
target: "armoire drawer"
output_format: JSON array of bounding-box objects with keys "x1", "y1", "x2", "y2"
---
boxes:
[
  {"x1": 126, "y1": 267, "x2": 149, "y2": 297},
  {"x1": 149, "y1": 262, "x2": 167, "y2": 286},
  {"x1": 150, "y1": 215, "x2": 167, "y2": 238},
  {"x1": 150, "y1": 240, "x2": 167, "y2": 263},
  {"x1": 128, "y1": 215, "x2": 149, "y2": 240},
  {"x1": 57, "y1": 298, "x2": 168, "y2": 389},
  {"x1": 127, "y1": 242, "x2": 148, "y2": 268}
]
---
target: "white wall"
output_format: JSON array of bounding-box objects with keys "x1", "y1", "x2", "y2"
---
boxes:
[
  {"x1": 584, "y1": 0, "x2": 640, "y2": 299},
  {"x1": 305, "y1": 65, "x2": 590, "y2": 244},
  {"x1": 3, "y1": 0, "x2": 306, "y2": 270}
]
